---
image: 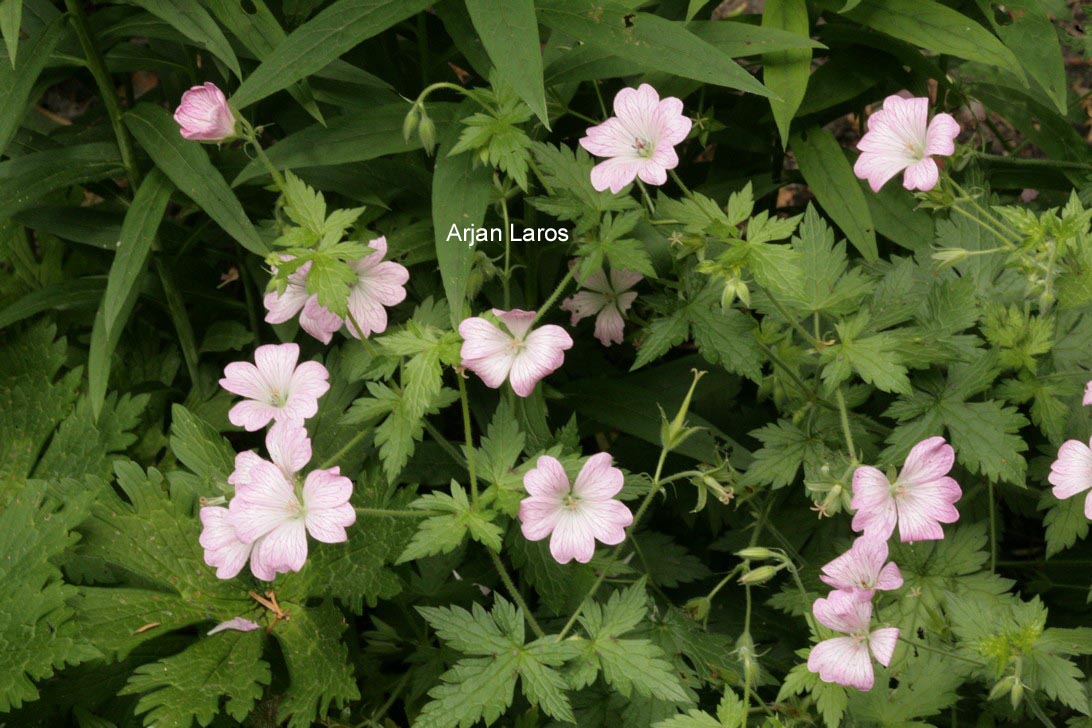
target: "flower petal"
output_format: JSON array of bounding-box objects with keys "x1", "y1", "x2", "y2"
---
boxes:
[
  {"x1": 593, "y1": 304, "x2": 626, "y2": 346},
  {"x1": 265, "y1": 421, "x2": 312, "y2": 475},
  {"x1": 549, "y1": 511, "x2": 596, "y2": 564},
  {"x1": 869, "y1": 627, "x2": 900, "y2": 667},
  {"x1": 519, "y1": 496, "x2": 564, "y2": 541},
  {"x1": 851, "y1": 466, "x2": 897, "y2": 541},
  {"x1": 524, "y1": 455, "x2": 570, "y2": 498},
  {"x1": 1048, "y1": 439, "x2": 1092, "y2": 501},
  {"x1": 924, "y1": 113, "x2": 960, "y2": 157},
  {"x1": 254, "y1": 519, "x2": 309, "y2": 574},
  {"x1": 573, "y1": 453, "x2": 624, "y2": 500},
  {"x1": 902, "y1": 157, "x2": 939, "y2": 191},
  {"x1": 509, "y1": 324, "x2": 572, "y2": 397},
  {"x1": 808, "y1": 636, "x2": 875, "y2": 691}
]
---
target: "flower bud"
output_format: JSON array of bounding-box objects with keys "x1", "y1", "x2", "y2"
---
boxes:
[
  {"x1": 402, "y1": 104, "x2": 421, "y2": 142},
  {"x1": 418, "y1": 112, "x2": 437, "y2": 155},
  {"x1": 738, "y1": 565, "x2": 779, "y2": 585},
  {"x1": 174, "y1": 82, "x2": 237, "y2": 142},
  {"x1": 735, "y1": 547, "x2": 777, "y2": 561},
  {"x1": 931, "y1": 247, "x2": 970, "y2": 269},
  {"x1": 683, "y1": 596, "x2": 711, "y2": 621},
  {"x1": 988, "y1": 675, "x2": 1015, "y2": 702}
]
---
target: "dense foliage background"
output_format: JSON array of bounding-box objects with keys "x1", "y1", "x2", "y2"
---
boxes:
[{"x1": 1, "y1": 0, "x2": 1091, "y2": 726}]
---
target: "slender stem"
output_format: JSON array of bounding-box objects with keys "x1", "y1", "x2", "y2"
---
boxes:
[
  {"x1": 756, "y1": 341, "x2": 815, "y2": 402},
  {"x1": 532, "y1": 266, "x2": 575, "y2": 325},
  {"x1": 636, "y1": 179, "x2": 656, "y2": 214},
  {"x1": 592, "y1": 80, "x2": 608, "y2": 118},
  {"x1": 761, "y1": 286, "x2": 824, "y2": 348},
  {"x1": 527, "y1": 158, "x2": 554, "y2": 196},
  {"x1": 500, "y1": 190, "x2": 512, "y2": 309},
  {"x1": 668, "y1": 168, "x2": 693, "y2": 199},
  {"x1": 948, "y1": 200, "x2": 1019, "y2": 247},
  {"x1": 458, "y1": 375, "x2": 479, "y2": 508},
  {"x1": 988, "y1": 479, "x2": 997, "y2": 574},
  {"x1": 422, "y1": 419, "x2": 466, "y2": 468},
  {"x1": 897, "y1": 635, "x2": 985, "y2": 667},
  {"x1": 556, "y1": 447, "x2": 669, "y2": 641},
  {"x1": 354, "y1": 507, "x2": 438, "y2": 518},
  {"x1": 414, "y1": 80, "x2": 476, "y2": 106},
  {"x1": 239, "y1": 118, "x2": 286, "y2": 191},
  {"x1": 947, "y1": 178, "x2": 1019, "y2": 244},
  {"x1": 488, "y1": 549, "x2": 546, "y2": 639},
  {"x1": 319, "y1": 427, "x2": 372, "y2": 470},
  {"x1": 65, "y1": 0, "x2": 142, "y2": 189},
  {"x1": 742, "y1": 582, "x2": 752, "y2": 728},
  {"x1": 834, "y1": 389, "x2": 857, "y2": 461}
]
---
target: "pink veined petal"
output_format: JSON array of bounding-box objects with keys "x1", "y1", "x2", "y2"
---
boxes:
[
  {"x1": 229, "y1": 450, "x2": 263, "y2": 488},
  {"x1": 808, "y1": 636, "x2": 875, "y2": 691},
  {"x1": 876, "y1": 561, "x2": 904, "y2": 591},
  {"x1": 1048, "y1": 439, "x2": 1092, "y2": 500},
  {"x1": 854, "y1": 149, "x2": 914, "y2": 193},
  {"x1": 637, "y1": 162, "x2": 669, "y2": 187},
  {"x1": 819, "y1": 537, "x2": 883, "y2": 593},
  {"x1": 199, "y1": 507, "x2": 252, "y2": 579},
  {"x1": 573, "y1": 452, "x2": 624, "y2": 500},
  {"x1": 228, "y1": 400, "x2": 279, "y2": 432},
  {"x1": 613, "y1": 83, "x2": 662, "y2": 125},
  {"x1": 924, "y1": 113, "x2": 960, "y2": 157},
  {"x1": 593, "y1": 304, "x2": 627, "y2": 346},
  {"x1": 609, "y1": 269, "x2": 644, "y2": 293},
  {"x1": 561, "y1": 291, "x2": 610, "y2": 325},
  {"x1": 220, "y1": 361, "x2": 266, "y2": 400},
  {"x1": 898, "y1": 436, "x2": 955, "y2": 487},
  {"x1": 519, "y1": 496, "x2": 565, "y2": 541},
  {"x1": 305, "y1": 502, "x2": 356, "y2": 543},
  {"x1": 247, "y1": 536, "x2": 276, "y2": 581},
  {"x1": 649, "y1": 143, "x2": 680, "y2": 170},
  {"x1": 851, "y1": 466, "x2": 898, "y2": 541},
  {"x1": 579, "y1": 117, "x2": 637, "y2": 159},
  {"x1": 615, "y1": 290, "x2": 638, "y2": 314},
  {"x1": 524, "y1": 455, "x2": 572, "y2": 498},
  {"x1": 459, "y1": 318, "x2": 515, "y2": 389},
  {"x1": 1084, "y1": 380, "x2": 1092, "y2": 406},
  {"x1": 580, "y1": 269, "x2": 612, "y2": 294},
  {"x1": 652, "y1": 97, "x2": 692, "y2": 145},
  {"x1": 590, "y1": 157, "x2": 642, "y2": 194},
  {"x1": 494, "y1": 308, "x2": 537, "y2": 339},
  {"x1": 1085, "y1": 491, "x2": 1092, "y2": 520},
  {"x1": 302, "y1": 467, "x2": 354, "y2": 510},
  {"x1": 895, "y1": 474, "x2": 961, "y2": 543},
  {"x1": 549, "y1": 510, "x2": 597, "y2": 564},
  {"x1": 345, "y1": 286, "x2": 390, "y2": 339},
  {"x1": 254, "y1": 343, "x2": 300, "y2": 393},
  {"x1": 255, "y1": 519, "x2": 309, "y2": 574},
  {"x1": 812, "y1": 590, "x2": 872, "y2": 634},
  {"x1": 298, "y1": 297, "x2": 343, "y2": 344},
  {"x1": 902, "y1": 157, "x2": 940, "y2": 191},
  {"x1": 265, "y1": 421, "x2": 312, "y2": 475},
  {"x1": 509, "y1": 324, "x2": 573, "y2": 397},
  {"x1": 174, "y1": 83, "x2": 235, "y2": 140},
  {"x1": 263, "y1": 285, "x2": 308, "y2": 325},
  {"x1": 360, "y1": 260, "x2": 410, "y2": 306},
  {"x1": 229, "y1": 461, "x2": 299, "y2": 543},
  {"x1": 207, "y1": 617, "x2": 260, "y2": 635},
  {"x1": 583, "y1": 498, "x2": 633, "y2": 545},
  {"x1": 869, "y1": 627, "x2": 900, "y2": 667},
  {"x1": 875, "y1": 95, "x2": 930, "y2": 149},
  {"x1": 282, "y1": 360, "x2": 330, "y2": 422}
]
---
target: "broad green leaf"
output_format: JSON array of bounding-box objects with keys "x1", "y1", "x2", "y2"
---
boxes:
[
  {"x1": 974, "y1": 0, "x2": 1066, "y2": 113},
  {"x1": 845, "y1": 0, "x2": 1023, "y2": 79},
  {"x1": 125, "y1": 103, "x2": 267, "y2": 256},
  {"x1": 0, "y1": 12, "x2": 62, "y2": 153},
  {"x1": 13, "y1": 206, "x2": 124, "y2": 250},
  {"x1": 466, "y1": 0, "x2": 549, "y2": 128},
  {"x1": 33, "y1": 392, "x2": 148, "y2": 482},
  {"x1": 168, "y1": 404, "x2": 235, "y2": 486},
  {"x1": 0, "y1": 143, "x2": 124, "y2": 220},
  {"x1": 75, "y1": 587, "x2": 213, "y2": 660},
  {"x1": 688, "y1": 19, "x2": 825, "y2": 57},
  {"x1": 230, "y1": 0, "x2": 431, "y2": 110},
  {"x1": 1040, "y1": 491, "x2": 1089, "y2": 558},
  {"x1": 762, "y1": 0, "x2": 811, "y2": 147},
  {"x1": 434, "y1": 106, "x2": 493, "y2": 327},
  {"x1": 88, "y1": 168, "x2": 173, "y2": 419},
  {"x1": 0, "y1": 278, "x2": 105, "y2": 329},
  {"x1": 791, "y1": 126, "x2": 877, "y2": 261},
  {"x1": 536, "y1": 0, "x2": 772, "y2": 97},
  {"x1": 121, "y1": 630, "x2": 270, "y2": 726},
  {"x1": 120, "y1": 0, "x2": 241, "y2": 77},
  {"x1": 0, "y1": 0, "x2": 21, "y2": 67},
  {"x1": 274, "y1": 602, "x2": 361, "y2": 728}
]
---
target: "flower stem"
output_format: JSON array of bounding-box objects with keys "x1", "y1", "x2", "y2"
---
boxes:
[
  {"x1": 319, "y1": 427, "x2": 372, "y2": 470},
  {"x1": 761, "y1": 285, "x2": 825, "y2": 349},
  {"x1": 897, "y1": 635, "x2": 985, "y2": 667},
  {"x1": 238, "y1": 117, "x2": 286, "y2": 192},
  {"x1": 834, "y1": 388, "x2": 857, "y2": 462},
  {"x1": 458, "y1": 374, "x2": 479, "y2": 508},
  {"x1": 422, "y1": 419, "x2": 466, "y2": 468},
  {"x1": 667, "y1": 168, "x2": 693, "y2": 199},
  {"x1": 500, "y1": 189, "x2": 513, "y2": 309},
  {"x1": 946, "y1": 177, "x2": 1019, "y2": 245},
  {"x1": 636, "y1": 179, "x2": 656, "y2": 214},
  {"x1": 354, "y1": 507, "x2": 438, "y2": 518},
  {"x1": 488, "y1": 549, "x2": 546, "y2": 639},
  {"x1": 532, "y1": 266, "x2": 575, "y2": 325},
  {"x1": 65, "y1": 0, "x2": 142, "y2": 189}
]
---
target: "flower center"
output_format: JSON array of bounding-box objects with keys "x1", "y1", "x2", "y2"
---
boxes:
[
  {"x1": 563, "y1": 493, "x2": 580, "y2": 511},
  {"x1": 270, "y1": 389, "x2": 289, "y2": 407},
  {"x1": 905, "y1": 140, "x2": 925, "y2": 160},
  {"x1": 632, "y1": 137, "x2": 655, "y2": 158}
]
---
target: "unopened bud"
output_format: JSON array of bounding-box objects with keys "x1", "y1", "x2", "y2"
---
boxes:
[
  {"x1": 402, "y1": 104, "x2": 420, "y2": 142},
  {"x1": 931, "y1": 247, "x2": 970, "y2": 268},
  {"x1": 988, "y1": 675, "x2": 1016, "y2": 702},
  {"x1": 735, "y1": 547, "x2": 777, "y2": 561},
  {"x1": 418, "y1": 112, "x2": 437, "y2": 155},
  {"x1": 1010, "y1": 679, "x2": 1024, "y2": 709},
  {"x1": 739, "y1": 565, "x2": 779, "y2": 585},
  {"x1": 683, "y1": 597, "x2": 711, "y2": 621}
]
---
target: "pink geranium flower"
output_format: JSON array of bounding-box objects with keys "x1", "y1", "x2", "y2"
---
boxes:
[
  {"x1": 220, "y1": 343, "x2": 330, "y2": 431},
  {"x1": 819, "y1": 537, "x2": 904, "y2": 602},
  {"x1": 344, "y1": 236, "x2": 409, "y2": 339},
  {"x1": 1083, "y1": 380, "x2": 1092, "y2": 406},
  {"x1": 459, "y1": 309, "x2": 573, "y2": 397},
  {"x1": 579, "y1": 83, "x2": 692, "y2": 194},
  {"x1": 174, "y1": 82, "x2": 236, "y2": 141},
  {"x1": 560, "y1": 267, "x2": 642, "y2": 347},
  {"x1": 228, "y1": 422, "x2": 356, "y2": 578},
  {"x1": 207, "y1": 617, "x2": 261, "y2": 635},
  {"x1": 200, "y1": 506, "x2": 265, "y2": 579},
  {"x1": 1048, "y1": 437, "x2": 1092, "y2": 520},
  {"x1": 263, "y1": 257, "x2": 343, "y2": 344},
  {"x1": 853, "y1": 94, "x2": 960, "y2": 192},
  {"x1": 808, "y1": 590, "x2": 899, "y2": 691},
  {"x1": 851, "y1": 436, "x2": 962, "y2": 543},
  {"x1": 518, "y1": 453, "x2": 633, "y2": 564}
]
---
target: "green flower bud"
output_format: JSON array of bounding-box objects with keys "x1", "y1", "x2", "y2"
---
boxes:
[
  {"x1": 738, "y1": 565, "x2": 780, "y2": 585},
  {"x1": 402, "y1": 104, "x2": 420, "y2": 142},
  {"x1": 417, "y1": 112, "x2": 437, "y2": 155},
  {"x1": 735, "y1": 547, "x2": 777, "y2": 561}
]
